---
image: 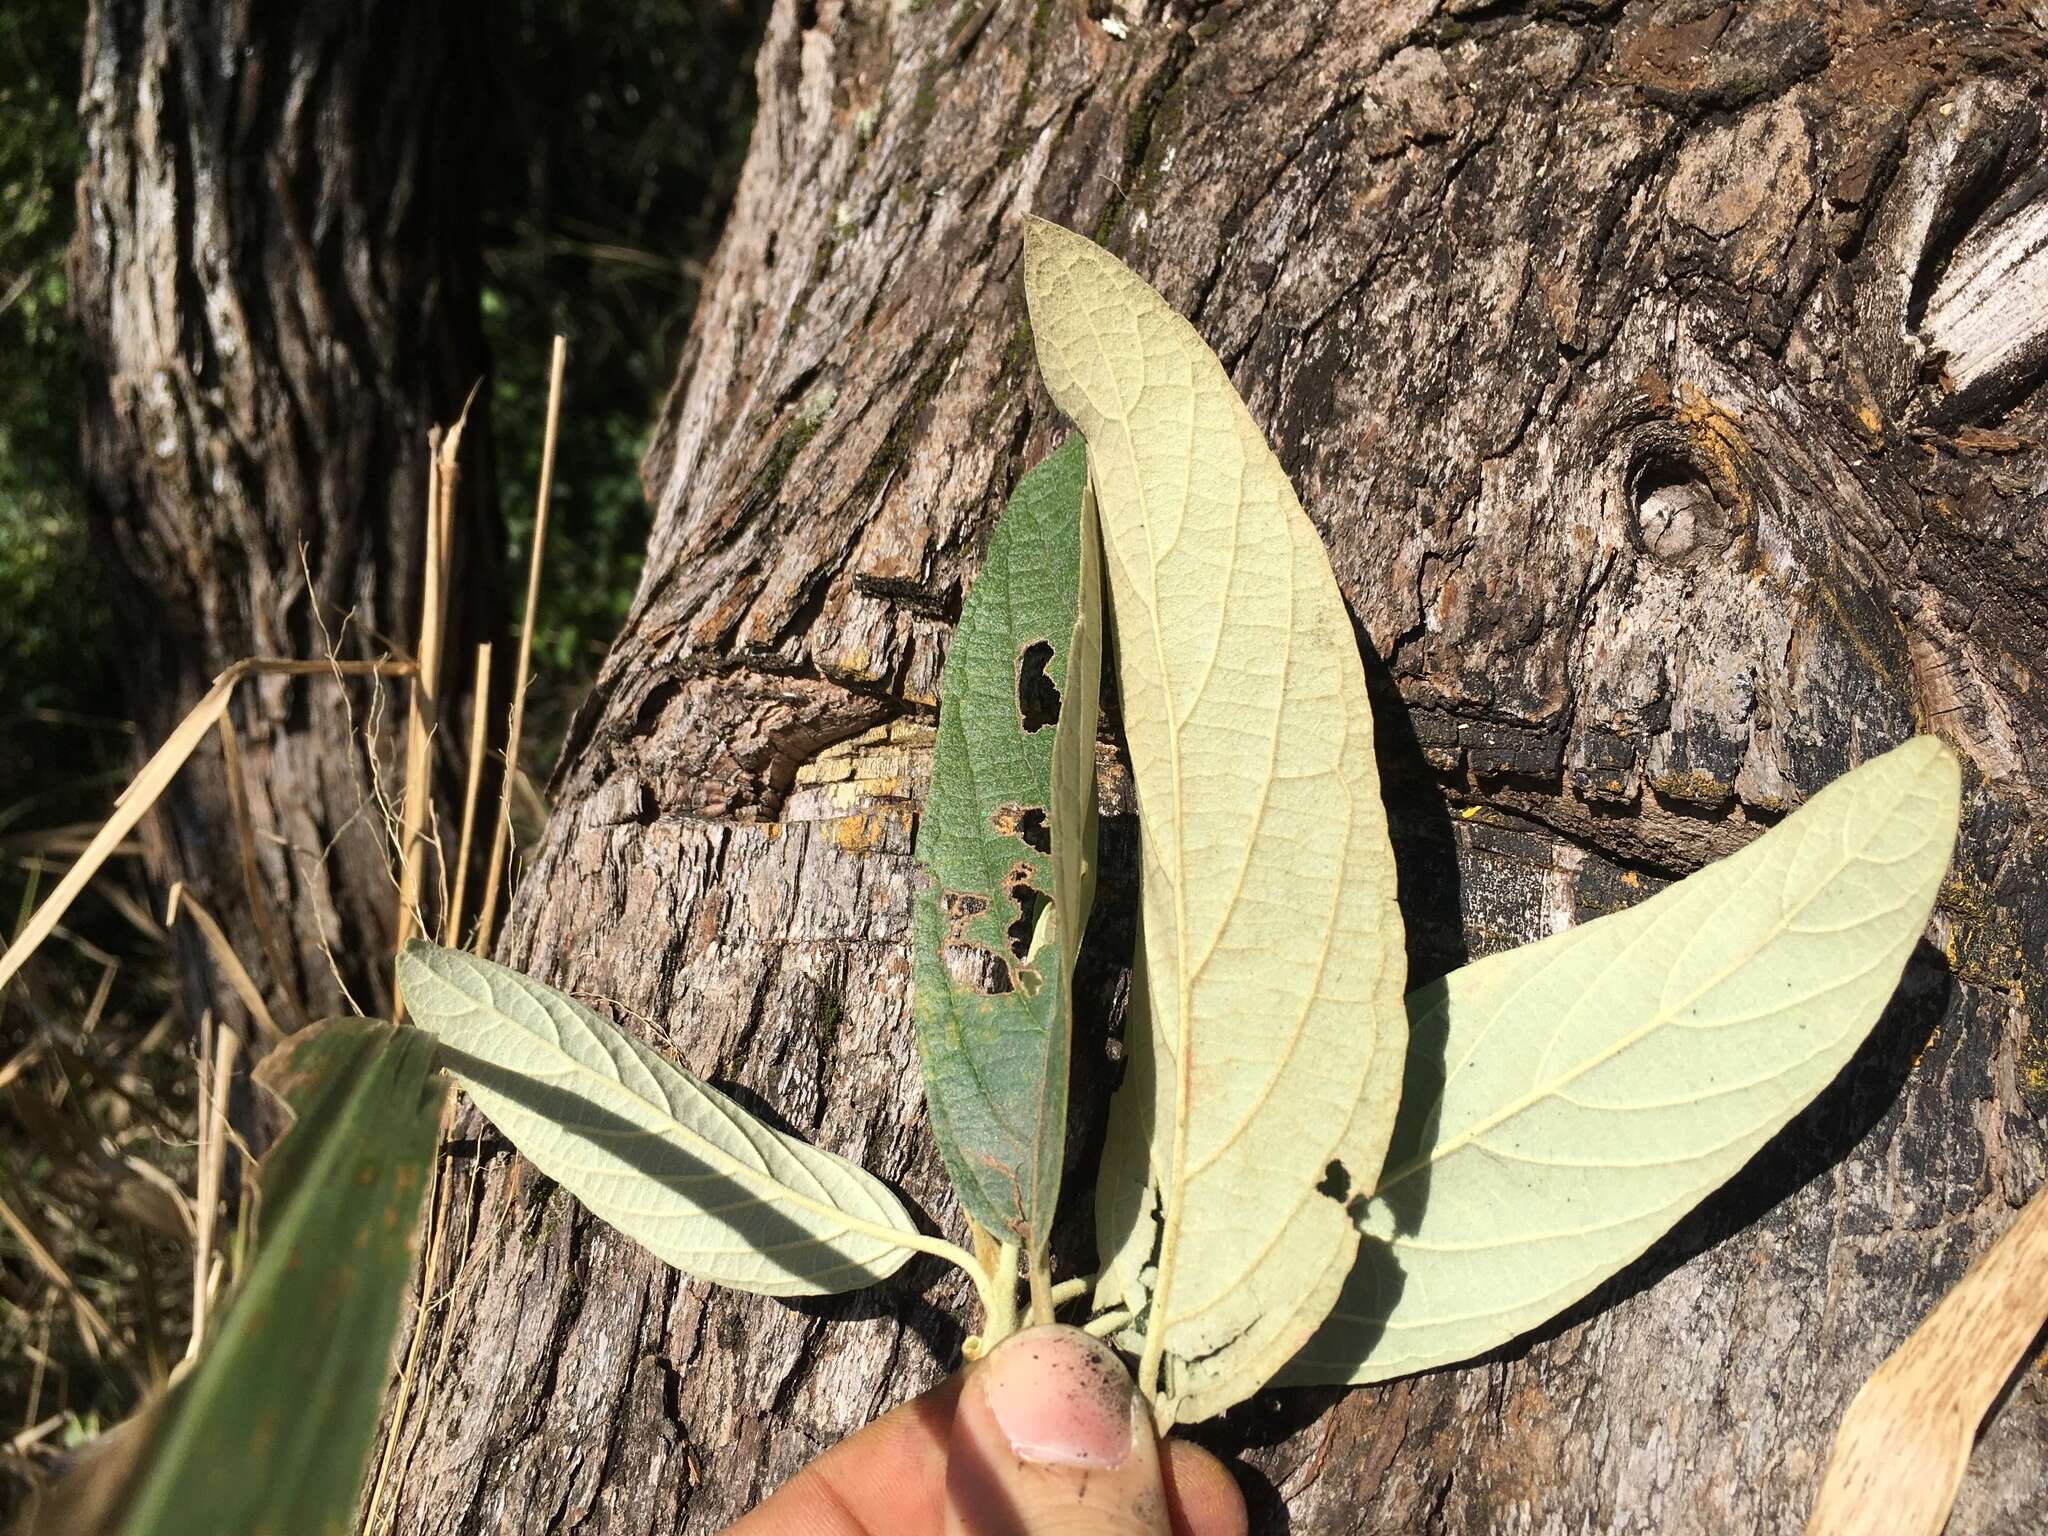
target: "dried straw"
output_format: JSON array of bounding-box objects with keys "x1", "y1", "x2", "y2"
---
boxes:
[
  {"x1": 0, "y1": 658, "x2": 414, "y2": 997},
  {"x1": 476, "y1": 336, "x2": 567, "y2": 957},
  {"x1": 445, "y1": 641, "x2": 493, "y2": 947}
]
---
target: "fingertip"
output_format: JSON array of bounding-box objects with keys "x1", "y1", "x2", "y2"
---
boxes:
[
  {"x1": 945, "y1": 1325, "x2": 1168, "y2": 1534},
  {"x1": 1161, "y1": 1440, "x2": 1249, "y2": 1536},
  {"x1": 730, "y1": 1372, "x2": 963, "y2": 1536}
]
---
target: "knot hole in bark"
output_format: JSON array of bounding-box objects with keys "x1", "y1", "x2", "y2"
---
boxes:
[{"x1": 1626, "y1": 444, "x2": 1740, "y2": 566}]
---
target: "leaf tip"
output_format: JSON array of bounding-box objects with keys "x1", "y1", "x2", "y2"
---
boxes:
[
  {"x1": 1020, "y1": 216, "x2": 1096, "y2": 305},
  {"x1": 1914, "y1": 731, "x2": 1962, "y2": 786}
]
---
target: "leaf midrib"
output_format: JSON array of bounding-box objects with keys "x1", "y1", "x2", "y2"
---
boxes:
[
  {"x1": 1106, "y1": 396, "x2": 1201, "y2": 1396},
  {"x1": 1054, "y1": 267, "x2": 1365, "y2": 1387}
]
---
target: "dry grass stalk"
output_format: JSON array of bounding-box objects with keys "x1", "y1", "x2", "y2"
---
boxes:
[
  {"x1": 0, "y1": 657, "x2": 414, "y2": 998},
  {"x1": 1806, "y1": 1182, "x2": 2048, "y2": 1535},
  {"x1": 0, "y1": 826, "x2": 143, "y2": 858},
  {"x1": 215, "y1": 715, "x2": 309, "y2": 1034},
  {"x1": 188, "y1": 1008, "x2": 213, "y2": 1347},
  {"x1": 0, "y1": 1042, "x2": 45, "y2": 1094},
  {"x1": 163, "y1": 884, "x2": 282, "y2": 1049},
  {"x1": 477, "y1": 335, "x2": 568, "y2": 957},
  {"x1": 0, "y1": 1175, "x2": 123, "y2": 1368},
  {"x1": 8, "y1": 1413, "x2": 64, "y2": 1457},
  {"x1": 119, "y1": 1157, "x2": 195, "y2": 1247},
  {"x1": 185, "y1": 1017, "x2": 239, "y2": 1360},
  {"x1": 395, "y1": 422, "x2": 455, "y2": 964},
  {"x1": 23, "y1": 1305, "x2": 52, "y2": 1425},
  {"x1": 509, "y1": 766, "x2": 551, "y2": 831},
  {"x1": 90, "y1": 881, "x2": 162, "y2": 949},
  {"x1": 78, "y1": 958, "x2": 118, "y2": 1037},
  {"x1": 445, "y1": 641, "x2": 494, "y2": 948}
]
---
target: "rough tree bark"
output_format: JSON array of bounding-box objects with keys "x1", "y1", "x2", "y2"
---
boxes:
[
  {"x1": 69, "y1": 0, "x2": 503, "y2": 1027},
  {"x1": 387, "y1": 1, "x2": 2048, "y2": 1530}
]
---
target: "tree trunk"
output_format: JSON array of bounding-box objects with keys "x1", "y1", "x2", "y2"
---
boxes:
[
  {"x1": 69, "y1": 0, "x2": 503, "y2": 1028},
  {"x1": 386, "y1": 2, "x2": 2048, "y2": 1530}
]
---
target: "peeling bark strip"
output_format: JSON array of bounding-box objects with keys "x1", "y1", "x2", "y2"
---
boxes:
[
  {"x1": 389, "y1": 2, "x2": 2048, "y2": 1531},
  {"x1": 70, "y1": 0, "x2": 504, "y2": 1026}
]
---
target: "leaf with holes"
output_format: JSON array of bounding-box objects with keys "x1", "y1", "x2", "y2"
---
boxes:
[
  {"x1": 1282, "y1": 736, "x2": 1960, "y2": 1387},
  {"x1": 397, "y1": 941, "x2": 936, "y2": 1297},
  {"x1": 912, "y1": 435, "x2": 1102, "y2": 1274},
  {"x1": 1023, "y1": 218, "x2": 1409, "y2": 1425}
]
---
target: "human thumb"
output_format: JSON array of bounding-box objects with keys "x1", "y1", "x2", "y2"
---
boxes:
[{"x1": 943, "y1": 1325, "x2": 1170, "y2": 1536}]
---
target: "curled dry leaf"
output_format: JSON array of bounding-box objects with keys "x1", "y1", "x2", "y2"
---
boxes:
[{"x1": 1805, "y1": 1178, "x2": 2048, "y2": 1536}]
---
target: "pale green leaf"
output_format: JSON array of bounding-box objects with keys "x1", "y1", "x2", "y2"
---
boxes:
[
  {"x1": 913, "y1": 436, "x2": 1102, "y2": 1260},
  {"x1": 397, "y1": 941, "x2": 926, "y2": 1297},
  {"x1": 1284, "y1": 735, "x2": 1961, "y2": 1386},
  {"x1": 1022, "y1": 218, "x2": 1409, "y2": 1424}
]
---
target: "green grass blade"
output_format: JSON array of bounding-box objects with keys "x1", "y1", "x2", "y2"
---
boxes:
[{"x1": 104, "y1": 1018, "x2": 442, "y2": 1536}]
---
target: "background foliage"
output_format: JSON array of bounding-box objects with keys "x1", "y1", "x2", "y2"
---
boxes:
[
  {"x1": 482, "y1": 0, "x2": 765, "y2": 743},
  {"x1": 0, "y1": 0, "x2": 104, "y2": 757},
  {"x1": 0, "y1": 0, "x2": 767, "y2": 1505}
]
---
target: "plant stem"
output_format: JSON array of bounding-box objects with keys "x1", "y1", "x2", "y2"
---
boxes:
[
  {"x1": 1026, "y1": 1248, "x2": 1055, "y2": 1326},
  {"x1": 981, "y1": 1239, "x2": 1022, "y2": 1346},
  {"x1": 1046, "y1": 1276, "x2": 1092, "y2": 1309}
]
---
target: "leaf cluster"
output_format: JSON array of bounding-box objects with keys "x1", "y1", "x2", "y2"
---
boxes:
[
  {"x1": 371, "y1": 220, "x2": 1962, "y2": 1437},
  {"x1": 0, "y1": 0, "x2": 110, "y2": 734},
  {"x1": 480, "y1": 0, "x2": 767, "y2": 710}
]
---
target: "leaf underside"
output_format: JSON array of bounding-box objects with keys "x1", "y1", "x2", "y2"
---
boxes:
[
  {"x1": 912, "y1": 435, "x2": 1102, "y2": 1258},
  {"x1": 112, "y1": 1018, "x2": 443, "y2": 1536},
  {"x1": 1283, "y1": 736, "x2": 1961, "y2": 1386},
  {"x1": 1023, "y1": 217, "x2": 1409, "y2": 1425},
  {"x1": 397, "y1": 941, "x2": 923, "y2": 1297}
]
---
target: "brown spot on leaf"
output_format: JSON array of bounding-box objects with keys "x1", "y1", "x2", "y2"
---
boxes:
[{"x1": 942, "y1": 889, "x2": 990, "y2": 942}]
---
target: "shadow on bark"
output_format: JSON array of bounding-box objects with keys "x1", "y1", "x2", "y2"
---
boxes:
[{"x1": 713, "y1": 1075, "x2": 974, "y2": 1360}]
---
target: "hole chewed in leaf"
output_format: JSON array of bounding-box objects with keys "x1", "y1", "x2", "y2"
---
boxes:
[
  {"x1": 993, "y1": 802, "x2": 1052, "y2": 854},
  {"x1": 1317, "y1": 1160, "x2": 1352, "y2": 1203},
  {"x1": 939, "y1": 886, "x2": 1014, "y2": 996},
  {"x1": 1006, "y1": 863, "x2": 1048, "y2": 963},
  {"x1": 1016, "y1": 640, "x2": 1061, "y2": 732},
  {"x1": 941, "y1": 889, "x2": 990, "y2": 941},
  {"x1": 944, "y1": 941, "x2": 1013, "y2": 996}
]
